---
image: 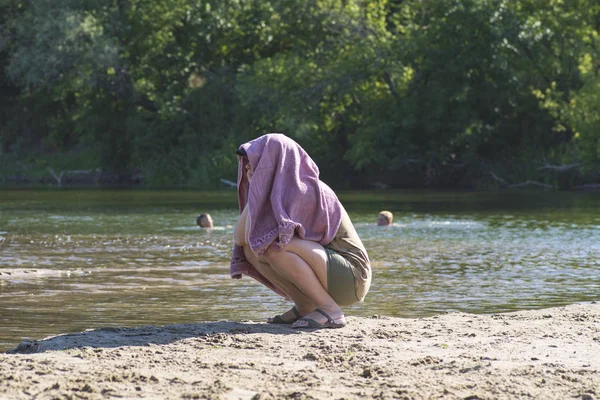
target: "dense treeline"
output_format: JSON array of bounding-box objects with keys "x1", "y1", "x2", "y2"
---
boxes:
[{"x1": 1, "y1": 0, "x2": 599, "y2": 189}]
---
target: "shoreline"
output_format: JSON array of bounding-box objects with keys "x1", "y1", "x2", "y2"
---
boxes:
[{"x1": 1, "y1": 303, "x2": 599, "y2": 399}]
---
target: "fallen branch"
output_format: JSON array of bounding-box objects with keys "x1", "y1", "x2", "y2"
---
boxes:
[
  {"x1": 537, "y1": 162, "x2": 582, "y2": 172},
  {"x1": 507, "y1": 180, "x2": 553, "y2": 188},
  {"x1": 490, "y1": 171, "x2": 552, "y2": 189},
  {"x1": 573, "y1": 183, "x2": 600, "y2": 191},
  {"x1": 220, "y1": 178, "x2": 237, "y2": 188},
  {"x1": 370, "y1": 181, "x2": 390, "y2": 189},
  {"x1": 47, "y1": 167, "x2": 101, "y2": 187},
  {"x1": 47, "y1": 167, "x2": 65, "y2": 186},
  {"x1": 490, "y1": 171, "x2": 509, "y2": 186}
]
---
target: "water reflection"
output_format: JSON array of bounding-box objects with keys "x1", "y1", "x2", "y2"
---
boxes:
[{"x1": 1, "y1": 189, "x2": 599, "y2": 351}]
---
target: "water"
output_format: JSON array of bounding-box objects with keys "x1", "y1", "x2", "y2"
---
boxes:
[{"x1": 1, "y1": 189, "x2": 599, "y2": 352}]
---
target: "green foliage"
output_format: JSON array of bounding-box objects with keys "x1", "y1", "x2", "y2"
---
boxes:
[
  {"x1": 569, "y1": 68, "x2": 600, "y2": 169},
  {"x1": 1, "y1": 0, "x2": 599, "y2": 188}
]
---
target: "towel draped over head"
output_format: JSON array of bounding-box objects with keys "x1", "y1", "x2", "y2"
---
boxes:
[{"x1": 230, "y1": 133, "x2": 343, "y2": 296}]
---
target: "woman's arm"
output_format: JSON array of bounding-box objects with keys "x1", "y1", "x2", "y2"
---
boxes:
[
  {"x1": 234, "y1": 203, "x2": 249, "y2": 246},
  {"x1": 245, "y1": 205, "x2": 251, "y2": 245}
]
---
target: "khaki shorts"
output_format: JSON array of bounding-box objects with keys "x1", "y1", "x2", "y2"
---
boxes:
[{"x1": 325, "y1": 248, "x2": 359, "y2": 306}]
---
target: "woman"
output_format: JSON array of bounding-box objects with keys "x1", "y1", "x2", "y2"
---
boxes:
[{"x1": 231, "y1": 133, "x2": 371, "y2": 329}]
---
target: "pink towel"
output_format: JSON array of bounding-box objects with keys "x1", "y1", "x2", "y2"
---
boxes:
[{"x1": 230, "y1": 133, "x2": 343, "y2": 296}]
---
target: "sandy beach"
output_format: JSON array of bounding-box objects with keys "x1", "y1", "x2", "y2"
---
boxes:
[{"x1": 1, "y1": 303, "x2": 598, "y2": 400}]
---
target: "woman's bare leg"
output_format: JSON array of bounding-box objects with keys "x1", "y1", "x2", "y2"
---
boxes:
[
  {"x1": 261, "y1": 237, "x2": 345, "y2": 326},
  {"x1": 243, "y1": 245, "x2": 315, "y2": 319}
]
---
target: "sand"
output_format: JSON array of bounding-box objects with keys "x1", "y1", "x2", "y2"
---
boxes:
[{"x1": 1, "y1": 303, "x2": 599, "y2": 400}]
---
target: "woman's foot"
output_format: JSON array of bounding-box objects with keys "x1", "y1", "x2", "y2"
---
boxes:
[
  {"x1": 267, "y1": 306, "x2": 302, "y2": 324},
  {"x1": 291, "y1": 308, "x2": 346, "y2": 329}
]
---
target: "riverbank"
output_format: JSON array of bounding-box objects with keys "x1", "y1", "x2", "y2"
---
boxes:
[
  {"x1": 1, "y1": 303, "x2": 598, "y2": 400},
  {"x1": 2, "y1": 156, "x2": 599, "y2": 191}
]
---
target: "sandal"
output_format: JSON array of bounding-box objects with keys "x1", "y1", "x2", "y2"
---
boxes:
[
  {"x1": 291, "y1": 309, "x2": 346, "y2": 329},
  {"x1": 267, "y1": 306, "x2": 301, "y2": 324}
]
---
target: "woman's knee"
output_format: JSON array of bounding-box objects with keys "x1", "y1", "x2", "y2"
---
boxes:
[
  {"x1": 261, "y1": 245, "x2": 284, "y2": 264},
  {"x1": 243, "y1": 245, "x2": 267, "y2": 266}
]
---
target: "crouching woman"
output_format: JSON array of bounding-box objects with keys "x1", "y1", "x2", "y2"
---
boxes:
[{"x1": 230, "y1": 133, "x2": 371, "y2": 329}]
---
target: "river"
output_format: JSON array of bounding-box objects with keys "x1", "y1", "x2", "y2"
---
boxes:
[{"x1": 1, "y1": 189, "x2": 599, "y2": 351}]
